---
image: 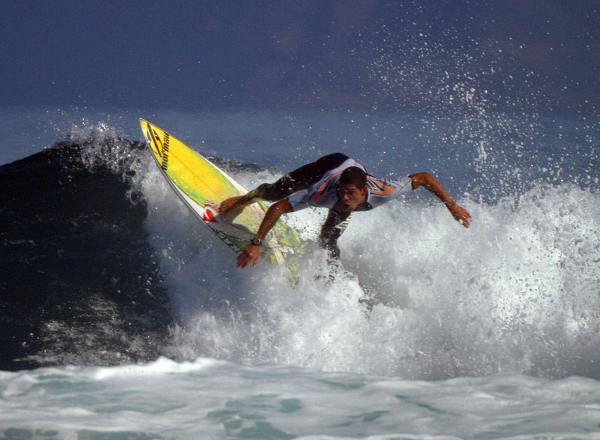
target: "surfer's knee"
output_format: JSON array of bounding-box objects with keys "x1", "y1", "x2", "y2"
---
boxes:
[
  {"x1": 255, "y1": 182, "x2": 292, "y2": 202},
  {"x1": 247, "y1": 183, "x2": 275, "y2": 202}
]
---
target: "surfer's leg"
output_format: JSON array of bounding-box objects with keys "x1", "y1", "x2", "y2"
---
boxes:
[
  {"x1": 219, "y1": 195, "x2": 248, "y2": 215},
  {"x1": 222, "y1": 153, "x2": 348, "y2": 215},
  {"x1": 255, "y1": 153, "x2": 349, "y2": 201}
]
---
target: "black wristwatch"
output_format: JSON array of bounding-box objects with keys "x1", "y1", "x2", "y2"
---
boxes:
[{"x1": 250, "y1": 237, "x2": 263, "y2": 246}]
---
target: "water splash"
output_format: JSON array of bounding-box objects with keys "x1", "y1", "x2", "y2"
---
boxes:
[
  {"x1": 42, "y1": 116, "x2": 600, "y2": 380},
  {"x1": 145, "y1": 162, "x2": 600, "y2": 379}
]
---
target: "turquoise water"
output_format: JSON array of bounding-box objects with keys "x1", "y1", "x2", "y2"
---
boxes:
[{"x1": 2, "y1": 357, "x2": 600, "y2": 439}]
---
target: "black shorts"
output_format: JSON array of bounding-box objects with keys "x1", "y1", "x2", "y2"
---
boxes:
[{"x1": 256, "y1": 153, "x2": 349, "y2": 201}]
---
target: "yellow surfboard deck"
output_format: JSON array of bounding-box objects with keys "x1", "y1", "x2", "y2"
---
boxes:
[{"x1": 139, "y1": 119, "x2": 303, "y2": 266}]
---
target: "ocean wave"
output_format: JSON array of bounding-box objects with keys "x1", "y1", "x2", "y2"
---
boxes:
[{"x1": 2, "y1": 121, "x2": 599, "y2": 382}]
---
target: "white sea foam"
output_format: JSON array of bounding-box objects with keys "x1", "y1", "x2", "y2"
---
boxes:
[
  {"x1": 137, "y1": 154, "x2": 600, "y2": 380},
  {"x1": 1, "y1": 358, "x2": 600, "y2": 439}
]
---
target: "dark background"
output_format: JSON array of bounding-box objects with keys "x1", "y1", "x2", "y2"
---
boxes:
[{"x1": 1, "y1": 0, "x2": 598, "y2": 113}]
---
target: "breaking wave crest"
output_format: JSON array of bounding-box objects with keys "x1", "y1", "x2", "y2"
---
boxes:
[{"x1": 139, "y1": 157, "x2": 600, "y2": 379}]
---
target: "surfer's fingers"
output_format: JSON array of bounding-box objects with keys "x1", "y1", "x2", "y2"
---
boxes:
[
  {"x1": 237, "y1": 252, "x2": 249, "y2": 268},
  {"x1": 461, "y1": 208, "x2": 472, "y2": 227},
  {"x1": 451, "y1": 205, "x2": 471, "y2": 228},
  {"x1": 459, "y1": 212, "x2": 471, "y2": 228}
]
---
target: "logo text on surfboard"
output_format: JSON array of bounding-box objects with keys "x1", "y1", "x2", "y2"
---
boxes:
[
  {"x1": 145, "y1": 122, "x2": 170, "y2": 170},
  {"x1": 161, "y1": 133, "x2": 170, "y2": 170}
]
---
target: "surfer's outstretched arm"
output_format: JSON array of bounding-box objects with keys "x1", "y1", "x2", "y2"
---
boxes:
[
  {"x1": 237, "y1": 198, "x2": 293, "y2": 268},
  {"x1": 409, "y1": 172, "x2": 472, "y2": 228}
]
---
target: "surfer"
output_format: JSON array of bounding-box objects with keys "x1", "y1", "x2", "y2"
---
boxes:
[{"x1": 220, "y1": 153, "x2": 471, "y2": 268}]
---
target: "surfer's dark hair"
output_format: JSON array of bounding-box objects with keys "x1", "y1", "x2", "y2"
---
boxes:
[{"x1": 339, "y1": 167, "x2": 367, "y2": 188}]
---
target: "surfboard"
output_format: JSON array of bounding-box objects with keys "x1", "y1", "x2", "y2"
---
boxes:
[{"x1": 139, "y1": 119, "x2": 303, "y2": 266}]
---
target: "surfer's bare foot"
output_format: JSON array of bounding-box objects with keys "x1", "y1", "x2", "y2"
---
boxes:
[{"x1": 220, "y1": 196, "x2": 247, "y2": 216}]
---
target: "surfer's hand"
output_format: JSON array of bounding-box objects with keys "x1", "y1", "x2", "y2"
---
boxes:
[
  {"x1": 237, "y1": 244, "x2": 261, "y2": 268},
  {"x1": 447, "y1": 201, "x2": 472, "y2": 228}
]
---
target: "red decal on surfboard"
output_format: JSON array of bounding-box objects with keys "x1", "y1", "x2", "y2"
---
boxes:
[{"x1": 201, "y1": 203, "x2": 220, "y2": 223}]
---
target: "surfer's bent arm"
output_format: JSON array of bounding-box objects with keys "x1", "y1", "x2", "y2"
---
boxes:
[
  {"x1": 236, "y1": 198, "x2": 292, "y2": 268},
  {"x1": 319, "y1": 209, "x2": 351, "y2": 260},
  {"x1": 409, "y1": 172, "x2": 472, "y2": 228}
]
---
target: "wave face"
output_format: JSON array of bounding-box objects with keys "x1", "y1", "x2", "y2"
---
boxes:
[
  {"x1": 0, "y1": 125, "x2": 171, "y2": 369},
  {"x1": 1, "y1": 113, "x2": 599, "y2": 382}
]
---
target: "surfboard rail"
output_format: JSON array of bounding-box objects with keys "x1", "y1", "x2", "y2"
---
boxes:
[{"x1": 139, "y1": 119, "x2": 303, "y2": 266}]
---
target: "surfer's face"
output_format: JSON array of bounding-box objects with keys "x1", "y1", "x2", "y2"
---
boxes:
[{"x1": 337, "y1": 184, "x2": 368, "y2": 211}]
